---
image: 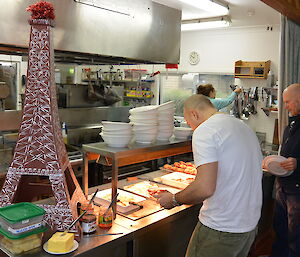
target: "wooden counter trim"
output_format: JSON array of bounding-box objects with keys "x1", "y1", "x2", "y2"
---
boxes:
[{"x1": 261, "y1": 0, "x2": 300, "y2": 25}]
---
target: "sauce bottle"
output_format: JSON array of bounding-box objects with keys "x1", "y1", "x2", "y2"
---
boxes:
[
  {"x1": 81, "y1": 213, "x2": 97, "y2": 234},
  {"x1": 98, "y1": 206, "x2": 113, "y2": 229}
]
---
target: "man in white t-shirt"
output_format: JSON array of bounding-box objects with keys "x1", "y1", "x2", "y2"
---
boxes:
[{"x1": 157, "y1": 94, "x2": 262, "y2": 257}]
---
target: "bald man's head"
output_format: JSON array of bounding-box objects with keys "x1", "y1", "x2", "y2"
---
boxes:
[
  {"x1": 184, "y1": 94, "x2": 214, "y2": 111},
  {"x1": 184, "y1": 94, "x2": 217, "y2": 130},
  {"x1": 284, "y1": 83, "x2": 300, "y2": 96},
  {"x1": 283, "y1": 83, "x2": 300, "y2": 116}
]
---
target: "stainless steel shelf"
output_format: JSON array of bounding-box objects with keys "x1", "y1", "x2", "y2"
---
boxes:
[
  {"x1": 82, "y1": 138, "x2": 191, "y2": 160},
  {"x1": 82, "y1": 138, "x2": 192, "y2": 215}
]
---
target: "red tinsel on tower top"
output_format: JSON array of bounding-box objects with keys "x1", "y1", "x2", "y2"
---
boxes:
[{"x1": 26, "y1": 1, "x2": 55, "y2": 20}]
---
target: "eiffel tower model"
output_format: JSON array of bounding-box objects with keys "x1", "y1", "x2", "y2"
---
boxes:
[{"x1": 0, "y1": 2, "x2": 86, "y2": 234}]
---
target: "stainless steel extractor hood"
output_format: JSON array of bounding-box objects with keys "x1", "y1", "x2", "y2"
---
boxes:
[{"x1": 0, "y1": 0, "x2": 181, "y2": 64}]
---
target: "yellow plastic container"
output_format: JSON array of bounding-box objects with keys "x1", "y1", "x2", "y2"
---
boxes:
[{"x1": 0, "y1": 229, "x2": 45, "y2": 255}]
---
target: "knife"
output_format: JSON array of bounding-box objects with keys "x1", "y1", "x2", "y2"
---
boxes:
[
  {"x1": 84, "y1": 232, "x2": 124, "y2": 237},
  {"x1": 60, "y1": 209, "x2": 87, "y2": 237}
]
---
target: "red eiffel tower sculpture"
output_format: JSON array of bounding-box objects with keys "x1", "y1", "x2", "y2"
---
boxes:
[{"x1": 0, "y1": 2, "x2": 86, "y2": 234}]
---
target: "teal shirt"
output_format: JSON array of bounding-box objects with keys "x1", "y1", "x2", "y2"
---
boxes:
[{"x1": 209, "y1": 92, "x2": 237, "y2": 111}]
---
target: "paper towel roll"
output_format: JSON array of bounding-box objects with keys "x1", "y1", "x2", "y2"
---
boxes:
[{"x1": 182, "y1": 73, "x2": 199, "y2": 92}]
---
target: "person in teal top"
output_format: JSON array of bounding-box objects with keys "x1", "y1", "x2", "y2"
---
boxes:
[{"x1": 197, "y1": 84, "x2": 242, "y2": 111}]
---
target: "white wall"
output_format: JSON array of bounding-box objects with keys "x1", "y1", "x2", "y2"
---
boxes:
[
  {"x1": 178, "y1": 25, "x2": 280, "y2": 75},
  {"x1": 178, "y1": 26, "x2": 281, "y2": 143}
]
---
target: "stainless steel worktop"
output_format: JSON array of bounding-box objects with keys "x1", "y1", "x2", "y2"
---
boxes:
[{"x1": 0, "y1": 170, "x2": 199, "y2": 257}]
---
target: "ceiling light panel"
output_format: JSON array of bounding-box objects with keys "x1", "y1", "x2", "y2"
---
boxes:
[
  {"x1": 181, "y1": 18, "x2": 231, "y2": 31},
  {"x1": 179, "y1": 0, "x2": 229, "y2": 16}
]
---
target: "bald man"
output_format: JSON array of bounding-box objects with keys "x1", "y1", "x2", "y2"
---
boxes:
[
  {"x1": 156, "y1": 94, "x2": 262, "y2": 257},
  {"x1": 270, "y1": 83, "x2": 300, "y2": 257}
]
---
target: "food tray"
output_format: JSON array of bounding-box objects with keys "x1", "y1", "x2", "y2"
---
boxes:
[
  {"x1": 162, "y1": 161, "x2": 197, "y2": 175},
  {"x1": 121, "y1": 199, "x2": 163, "y2": 221},
  {"x1": 0, "y1": 226, "x2": 47, "y2": 255},
  {"x1": 0, "y1": 202, "x2": 45, "y2": 235},
  {"x1": 123, "y1": 181, "x2": 181, "y2": 199},
  {"x1": 156, "y1": 172, "x2": 195, "y2": 189},
  {"x1": 93, "y1": 189, "x2": 146, "y2": 215}
]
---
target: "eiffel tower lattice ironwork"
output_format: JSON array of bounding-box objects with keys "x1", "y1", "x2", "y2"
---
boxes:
[{"x1": 0, "y1": 18, "x2": 86, "y2": 234}]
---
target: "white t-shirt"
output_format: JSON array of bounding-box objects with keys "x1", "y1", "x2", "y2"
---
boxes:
[{"x1": 193, "y1": 113, "x2": 262, "y2": 233}]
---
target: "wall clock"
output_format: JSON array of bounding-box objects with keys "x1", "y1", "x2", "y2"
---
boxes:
[{"x1": 189, "y1": 51, "x2": 200, "y2": 65}]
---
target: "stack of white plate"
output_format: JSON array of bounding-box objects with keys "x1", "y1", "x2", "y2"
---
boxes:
[
  {"x1": 157, "y1": 101, "x2": 175, "y2": 141},
  {"x1": 100, "y1": 121, "x2": 132, "y2": 147},
  {"x1": 129, "y1": 106, "x2": 158, "y2": 144},
  {"x1": 174, "y1": 127, "x2": 193, "y2": 140}
]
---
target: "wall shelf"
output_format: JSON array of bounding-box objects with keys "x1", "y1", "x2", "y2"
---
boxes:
[
  {"x1": 82, "y1": 79, "x2": 155, "y2": 83},
  {"x1": 234, "y1": 60, "x2": 271, "y2": 79},
  {"x1": 123, "y1": 96, "x2": 153, "y2": 100}
]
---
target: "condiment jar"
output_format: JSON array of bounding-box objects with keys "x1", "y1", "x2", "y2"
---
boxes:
[
  {"x1": 80, "y1": 203, "x2": 94, "y2": 215},
  {"x1": 81, "y1": 213, "x2": 97, "y2": 235},
  {"x1": 98, "y1": 207, "x2": 113, "y2": 229}
]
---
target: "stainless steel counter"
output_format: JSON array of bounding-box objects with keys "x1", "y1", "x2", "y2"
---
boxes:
[{"x1": 1, "y1": 170, "x2": 200, "y2": 257}]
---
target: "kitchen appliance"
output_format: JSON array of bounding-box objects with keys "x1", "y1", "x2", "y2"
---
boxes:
[{"x1": 0, "y1": 0, "x2": 181, "y2": 64}]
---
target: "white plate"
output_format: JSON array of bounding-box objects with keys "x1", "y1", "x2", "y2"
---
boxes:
[
  {"x1": 135, "y1": 140, "x2": 153, "y2": 144},
  {"x1": 157, "y1": 137, "x2": 171, "y2": 141},
  {"x1": 129, "y1": 105, "x2": 158, "y2": 114},
  {"x1": 43, "y1": 240, "x2": 78, "y2": 255},
  {"x1": 264, "y1": 155, "x2": 286, "y2": 168},
  {"x1": 263, "y1": 155, "x2": 293, "y2": 177}
]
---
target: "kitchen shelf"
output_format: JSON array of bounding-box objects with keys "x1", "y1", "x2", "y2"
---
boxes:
[
  {"x1": 234, "y1": 60, "x2": 271, "y2": 79},
  {"x1": 123, "y1": 96, "x2": 153, "y2": 100},
  {"x1": 82, "y1": 79, "x2": 155, "y2": 83}
]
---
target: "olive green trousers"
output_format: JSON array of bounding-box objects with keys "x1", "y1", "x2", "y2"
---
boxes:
[{"x1": 185, "y1": 222, "x2": 256, "y2": 257}]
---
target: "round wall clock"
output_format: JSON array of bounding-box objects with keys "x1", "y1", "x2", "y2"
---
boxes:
[{"x1": 189, "y1": 51, "x2": 200, "y2": 65}]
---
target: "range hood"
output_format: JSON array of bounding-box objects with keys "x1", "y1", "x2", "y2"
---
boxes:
[{"x1": 0, "y1": 0, "x2": 181, "y2": 64}]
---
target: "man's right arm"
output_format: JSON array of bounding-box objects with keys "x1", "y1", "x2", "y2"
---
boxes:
[{"x1": 175, "y1": 162, "x2": 218, "y2": 205}]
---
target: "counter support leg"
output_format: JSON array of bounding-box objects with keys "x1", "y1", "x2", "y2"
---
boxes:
[
  {"x1": 126, "y1": 240, "x2": 133, "y2": 257},
  {"x1": 132, "y1": 239, "x2": 139, "y2": 257},
  {"x1": 112, "y1": 158, "x2": 118, "y2": 218},
  {"x1": 83, "y1": 152, "x2": 89, "y2": 197}
]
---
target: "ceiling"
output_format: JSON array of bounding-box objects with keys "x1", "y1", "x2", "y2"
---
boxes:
[{"x1": 152, "y1": 0, "x2": 280, "y2": 28}]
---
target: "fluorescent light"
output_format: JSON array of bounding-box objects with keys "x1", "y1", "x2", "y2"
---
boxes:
[
  {"x1": 179, "y1": 0, "x2": 229, "y2": 16},
  {"x1": 181, "y1": 16, "x2": 231, "y2": 31},
  {"x1": 181, "y1": 20, "x2": 230, "y2": 31}
]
